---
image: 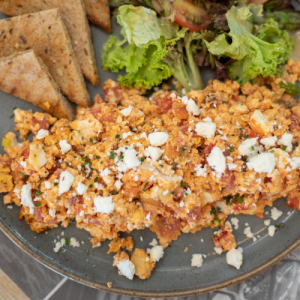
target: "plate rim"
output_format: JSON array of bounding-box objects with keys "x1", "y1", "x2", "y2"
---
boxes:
[{"x1": 1, "y1": 218, "x2": 300, "y2": 297}]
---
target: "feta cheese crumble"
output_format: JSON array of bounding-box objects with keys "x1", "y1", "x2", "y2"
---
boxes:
[
  {"x1": 144, "y1": 146, "x2": 164, "y2": 161},
  {"x1": 148, "y1": 132, "x2": 169, "y2": 146},
  {"x1": 117, "y1": 260, "x2": 135, "y2": 280},
  {"x1": 195, "y1": 122, "x2": 216, "y2": 138},
  {"x1": 120, "y1": 105, "x2": 133, "y2": 117},
  {"x1": 277, "y1": 133, "x2": 293, "y2": 151},
  {"x1": 76, "y1": 182, "x2": 88, "y2": 195},
  {"x1": 260, "y1": 136, "x2": 277, "y2": 149},
  {"x1": 186, "y1": 99, "x2": 200, "y2": 116},
  {"x1": 94, "y1": 196, "x2": 115, "y2": 214},
  {"x1": 226, "y1": 247, "x2": 243, "y2": 270},
  {"x1": 149, "y1": 245, "x2": 164, "y2": 262},
  {"x1": 36, "y1": 129, "x2": 49, "y2": 140},
  {"x1": 49, "y1": 209, "x2": 56, "y2": 218},
  {"x1": 264, "y1": 219, "x2": 270, "y2": 226},
  {"x1": 238, "y1": 138, "x2": 258, "y2": 156},
  {"x1": 191, "y1": 254, "x2": 203, "y2": 267},
  {"x1": 59, "y1": 140, "x2": 72, "y2": 154},
  {"x1": 271, "y1": 207, "x2": 283, "y2": 220},
  {"x1": 194, "y1": 164, "x2": 207, "y2": 177},
  {"x1": 44, "y1": 181, "x2": 51, "y2": 189},
  {"x1": 207, "y1": 147, "x2": 226, "y2": 178},
  {"x1": 231, "y1": 217, "x2": 239, "y2": 230},
  {"x1": 246, "y1": 153, "x2": 275, "y2": 173},
  {"x1": 21, "y1": 183, "x2": 34, "y2": 213},
  {"x1": 59, "y1": 171, "x2": 75, "y2": 195},
  {"x1": 268, "y1": 225, "x2": 276, "y2": 237},
  {"x1": 214, "y1": 247, "x2": 223, "y2": 255}
]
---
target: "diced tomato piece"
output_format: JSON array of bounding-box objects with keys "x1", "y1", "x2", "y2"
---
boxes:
[
  {"x1": 172, "y1": 187, "x2": 185, "y2": 202},
  {"x1": 213, "y1": 227, "x2": 236, "y2": 251},
  {"x1": 173, "y1": 107, "x2": 189, "y2": 120},
  {"x1": 289, "y1": 113, "x2": 300, "y2": 132},
  {"x1": 34, "y1": 207, "x2": 43, "y2": 222},
  {"x1": 249, "y1": 129, "x2": 259, "y2": 138},
  {"x1": 20, "y1": 148, "x2": 29, "y2": 159},
  {"x1": 153, "y1": 92, "x2": 173, "y2": 114},
  {"x1": 221, "y1": 169, "x2": 235, "y2": 190},
  {"x1": 186, "y1": 206, "x2": 202, "y2": 222},
  {"x1": 53, "y1": 168, "x2": 64, "y2": 179},
  {"x1": 69, "y1": 195, "x2": 83, "y2": 206},
  {"x1": 86, "y1": 215, "x2": 101, "y2": 225},
  {"x1": 123, "y1": 187, "x2": 140, "y2": 197},
  {"x1": 31, "y1": 118, "x2": 49, "y2": 134},
  {"x1": 94, "y1": 94, "x2": 104, "y2": 104},
  {"x1": 223, "y1": 149, "x2": 230, "y2": 157},
  {"x1": 205, "y1": 143, "x2": 216, "y2": 155},
  {"x1": 287, "y1": 195, "x2": 300, "y2": 210},
  {"x1": 152, "y1": 216, "x2": 180, "y2": 239},
  {"x1": 91, "y1": 106, "x2": 115, "y2": 123},
  {"x1": 232, "y1": 202, "x2": 251, "y2": 211}
]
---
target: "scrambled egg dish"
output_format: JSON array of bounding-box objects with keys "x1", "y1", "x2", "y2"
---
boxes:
[{"x1": 2, "y1": 59, "x2": 300, "y2": 280}]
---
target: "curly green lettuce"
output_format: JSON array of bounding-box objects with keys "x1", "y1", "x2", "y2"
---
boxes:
[
  {"x1": 102, "y1": 5, "x2": 204, "y2": 91},
  {"x1": 204, "y1": 5, "x2": 294, "y2": 84}
]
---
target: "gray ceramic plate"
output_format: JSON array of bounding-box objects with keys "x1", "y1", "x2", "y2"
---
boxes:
[{"x1": 1, "y1": 11, "x2": 300, "y2": 298}]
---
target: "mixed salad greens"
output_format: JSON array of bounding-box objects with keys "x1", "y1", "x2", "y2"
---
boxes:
[{"x1": 102, "y1": 0, "x2": 300, "y2": 92}]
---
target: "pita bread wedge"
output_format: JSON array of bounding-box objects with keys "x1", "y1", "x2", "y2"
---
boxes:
[
  {"x1": 84, "y1": 0, "x2": 111, "y2": 33},
  {"x1": 0, "y1": 9, "x2": 91, "y2": 107},
  {"x1": 0, "y1": 0, "x2": 99, "y2": 85},
  {"x1": 0, "y1": 50, "x2": 75, "y2": 120}
]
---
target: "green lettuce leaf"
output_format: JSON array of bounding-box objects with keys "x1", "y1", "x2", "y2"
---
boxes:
[
  {"x1": 204, "y1": 5, "x2": 294, "y2": 84},
  {"x1": 117, "y1": 5, "x2": 179, "y2": 47}
]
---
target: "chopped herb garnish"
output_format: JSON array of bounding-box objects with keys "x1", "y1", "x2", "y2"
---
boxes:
[
  {"x1": 115, "y1": 134, "x2": 120, "y2": 139},
  {"x1": 73, "y1": 156, "x2": 77, "y2": 159},
  {"x1": 20, "y1": 172, "x2": 25, "y2": 177},
  {"x1": 120, "y1": 155, "x2": 124, "y2": 160},
  {"x1": 269, "y1": 150, "x2": 275, "y2": 153},
  {"x1": 275, "y1": 222, "x2": 284, "y2": 229},
  {"x1": 66, "y1": 162, "x2": 70, "y2": 167},
  {"x1": 36, "y1": 190, "x2": 42, "y2": 196},
  {"x1": 54, "y1": 182, "x2": 58, "y2": 186},
  {"x1": 81, "y1": 136, "x2": 84, "y2": 140},
  {"x1": 224, "y1": 196, "x2": 232, "y2": 205},
  {"x1": 34, "y1": 202, "x2": 42, "y2": 207},
  {"x1": 100, "y1": 161, "x2": 103, "y2": 164},
  {"x1": 236, "y1": 197, "x2": 243, "y2": 203},
  {"x1": 159, "y1": 164, "x2": 164, "y2": 167},
  {"x1": 81, "y1": 157, "x2": 86, "y2": 161},
  {"x1": 213, "y1": 234, "x2": 217, "y2": 238},
  {"x1": 94, "y1": 177, "x2": 99, "y2": 182},
  {"x1": 229, "y1": 147, "x2": 234, "y2": 153},
  {"x1": 96, "y1": 155, "x2": 100, "y2": 159},
  {"x1": 89, "y1": 138, "x2": 93, "y2": 143},
  {"x1": 65, "y1": 238, "x2": 70, "y2": 245},
  {"x1": 184, "y1": 192, "x2": 188, "y2": 196},
  {"x1": 210, "y1": 209, "x2": 216, "y2": 215},
  {"x1": 10, "y1": 114, "x2": 14, "y2": 118},
  {"x1": 181, "y1": 147, "x2": 186, "y2": 152},
  {"x1": 171, "y1": 191, "x2": 176, "y2": 195},
  {"x1": 282, "y1": 145, "x2": 287, "y2": 151},
  {"x1": 215, "y1": 218, "x2": 221, "y2": 223},
  {"x1": 217, "y1": 207, "x2": 221, "y2": 211},
  {"x1": 56, "y1": 165, "x2": 61, "y2": 168},
  {"x1": 238, "y1": 128, "x2": 242, "y2": 131},
  {"x1": 140, "y1": 157, "x2": 145, "y2": 162},
  {"x1": 251, "y1": 146, "x2": 255, "y2": 151},
  {"x1": 181, "y1": 183, "x2": 187, "y2": 187},
  {"x1": 89, "y1": 184, "x2": 93, "y2": 188},
  {"x1": 110, "y1": 189, "x2": 117, "y2": 195},
  {"x1": 109, "y1": 151, "x2": 115, "y2": 159},
  {"x1": 142, "y1": 189, "x2": 146, "y2": 192}
]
